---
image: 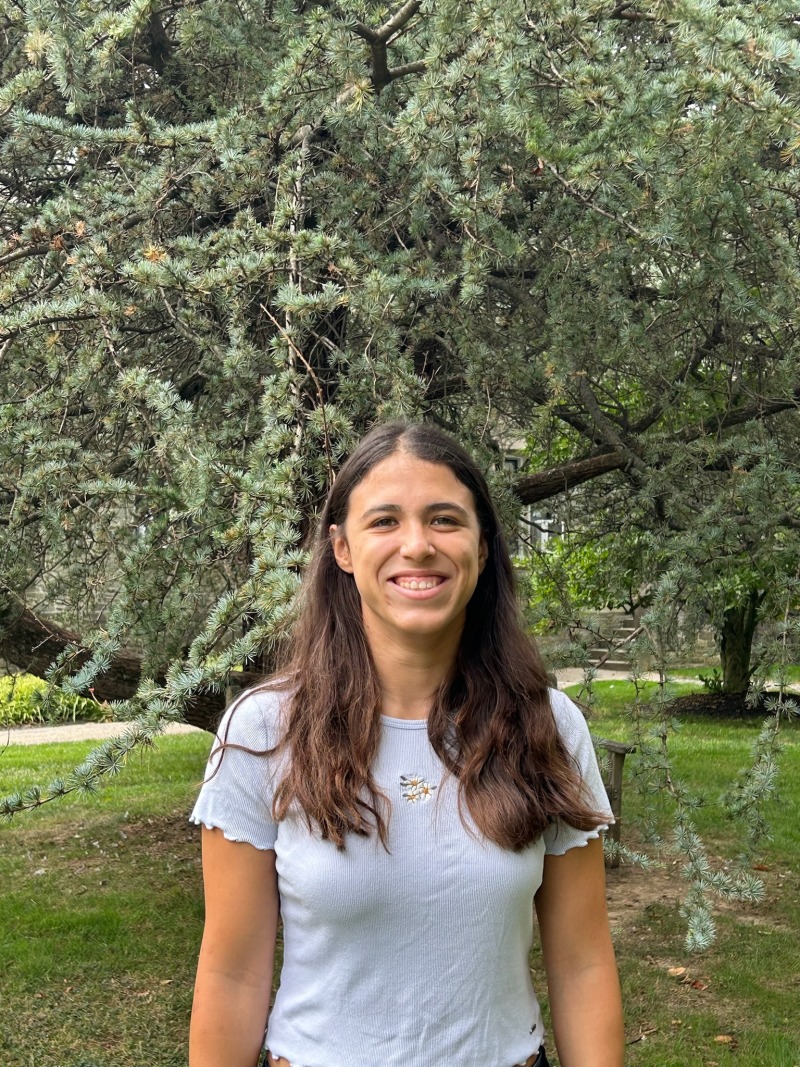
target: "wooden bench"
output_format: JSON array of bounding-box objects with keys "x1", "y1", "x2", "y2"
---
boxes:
[{"x1": 596, "y1": 739, "x2": 636, "y2": 868}]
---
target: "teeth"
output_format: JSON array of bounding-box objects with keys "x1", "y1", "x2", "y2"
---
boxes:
[{"x1": 395, "y1": 577, "x2": 442, "y2": 590}]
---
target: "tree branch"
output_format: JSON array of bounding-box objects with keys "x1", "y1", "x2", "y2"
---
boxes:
[
  {"x1": 0, "y1": 592, "x2": 257, "y2": 732},
  {"x1": 0, "y1": 242, "x2": 51, "y2": 268},
  {"x1": 321, "y1": 0, "x2": 423, "y2": 88},
  {"x1": 545, "y1": 162, "x2": 642, "y2": 237},
  {"x1": 387, "y1": 60, "x2": 427, "y2": 82},
  {"x1": 514, "y1": 451, "x2": 626, "y2": 504},
  {"x1": 374, "y1": 0, "x2": 423, "y2": 42},
  {"x1": 607, "y1": 3, "x2": 656, "y2": 21},
  {"x1": 514, "y1": 383, "x2": 800, "y2": 506},
  {"x1": 689, "y1": 387, "x2": 800, "y2": 439},
  {"x1": 370, "y1": 41, "x2": 390, "y2": 89},
  {"x1": 576, "y1": 374, "x2": 648, "y2": 475}
]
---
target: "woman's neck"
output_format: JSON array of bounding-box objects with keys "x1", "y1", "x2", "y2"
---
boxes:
[{"x1": 367, "y1": 627, "x2": 458, "y2": 720}]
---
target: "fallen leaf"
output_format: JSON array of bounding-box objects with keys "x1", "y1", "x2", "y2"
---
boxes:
[
  {"x1": 690, "y1": 979, "x2": 709, "y2": 990},
  {"x1": 752, "y1": 863, "x2": 770, "y2": 871},
  {"x1": 668, "y1": 966, "x2": 687, "y2": 977}
]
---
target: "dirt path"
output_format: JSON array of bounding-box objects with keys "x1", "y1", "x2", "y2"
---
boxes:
[
  {"x1": 605, "y1": 857, "x2": 685, "y2": 929},
  {"x1": 3, "y1": 720, "x2": 204, "y2": 746},
  {"x1": 3, "y1": 669, "x2": 700, "y2": 746},
  {"x1": 556, "y1": 668, "x2": 703, "y2": 688}
]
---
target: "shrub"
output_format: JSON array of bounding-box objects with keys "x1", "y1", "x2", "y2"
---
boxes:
[
  {"x1": 0, "y1": 674, "x2": 109, "y2": 727},
  {"x1": 698, "y1": 668, "x2": 725, "y2": 694}
]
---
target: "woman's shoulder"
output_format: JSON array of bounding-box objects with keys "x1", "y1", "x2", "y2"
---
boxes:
[
  {"x1": 191, "y1": 684, "x2": 287, "y2": 849},
  {"x1": 546, "y1": 687, "x2": 592, "y2": 745},
  {"x1": 214, "y1": 683, "x2": 289, "y2": 749}
]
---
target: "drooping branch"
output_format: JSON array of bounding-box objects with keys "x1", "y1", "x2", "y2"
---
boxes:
[
  {"x1": 0, "y1": 596, "x2": 144, "y2": 700},
  {"x1": 0, "y1": 594, "x2": 259, "y2": 731}
]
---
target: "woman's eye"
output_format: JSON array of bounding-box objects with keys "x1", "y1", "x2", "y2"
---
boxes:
[
  {"x1": 432, "y1": 516, "x2": 458, "y2": 526},
  {"x1": 371, "y1": 517, "x2": 396, "y2": 527}
]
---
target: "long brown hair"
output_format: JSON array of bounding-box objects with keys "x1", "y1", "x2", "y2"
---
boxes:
[{"x1": 223, "y1": 421, "x2": 606, "y2": 850}]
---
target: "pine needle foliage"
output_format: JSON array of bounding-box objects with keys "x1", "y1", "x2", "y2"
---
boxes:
[{"x1": 2, "y1": 0, "x2": 800, "y2": 945}]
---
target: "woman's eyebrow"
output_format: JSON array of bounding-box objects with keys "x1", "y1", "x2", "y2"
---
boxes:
[
  {"x1": 425, "y1": 502, "x2": 470, "y2": 517},
  {"x1": 360, "y1": 502, "x2": 470, "y2": 519},
  {"x1": 361, "y1": 503, "x2": 403, "y2": 519}
]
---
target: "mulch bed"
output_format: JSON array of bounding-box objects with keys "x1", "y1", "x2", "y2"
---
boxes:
[{"x1": 665, "y1": 690, "x2": 799, "y2": 718}]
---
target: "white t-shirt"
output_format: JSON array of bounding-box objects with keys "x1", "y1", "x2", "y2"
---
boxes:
[{"x1": 190, "y1": 687, "x2": 612, "y2": 1067}]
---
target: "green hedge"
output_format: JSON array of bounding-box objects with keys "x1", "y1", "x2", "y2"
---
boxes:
[{"x1": 0, "y1": 674, "x2": 109, "y2": 727}]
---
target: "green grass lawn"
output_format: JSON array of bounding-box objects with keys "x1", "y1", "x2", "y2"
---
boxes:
[
  {"x1": 0, "y1": 733, "x2": 213, "y2": 1067},
  {"x1": 565, "y1": 678, "x2": 704, "y2": 715},
  {"x1": 564, "y1": 680, "x2": 800, "y2": 857},
  {"x1": 662, "y1": 665, "x2": 800, "y2": 686},
  {"x1": 1, "y1": 705, "x2": 799, "y2": 1067},
  {"x1": 556, "y1": 681, "x2": 800, "y2": 1066}
]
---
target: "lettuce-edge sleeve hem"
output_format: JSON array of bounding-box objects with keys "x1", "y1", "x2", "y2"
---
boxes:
[
  {"x1": 188, "y1": 686, "x2": 283, "y2": 853},
  {"x1": 189, "y1": 815, "x2": 277, "y2": 851},
  {"x1": 542, "y1": 689, "x2": 615, "y2": 857},
  {"x1": 542, "y1": 822, "x2": 612, "y2": 857}
]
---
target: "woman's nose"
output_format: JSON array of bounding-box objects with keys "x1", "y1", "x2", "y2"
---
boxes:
[{"x1": 401, "y1": 524, "x2": 434, "y2": 559}]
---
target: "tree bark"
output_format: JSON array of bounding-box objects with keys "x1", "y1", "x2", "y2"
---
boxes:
[
  {"x1": 514, "y1": 450, "x2": 627, "y2": 504},
  {"x1": 512, "y1": 385, "x2": 800, "y2": 507},
  {"x1": 718, "y1": 592, "x2": 761, "y2": 694},
  {"x1": 0, "y1": 594, "x2": 259, "y2": 732}
]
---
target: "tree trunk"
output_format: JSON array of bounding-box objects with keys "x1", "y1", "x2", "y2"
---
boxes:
[
  {"x1": 718, "y1": 592, "x2": 760, "y2": 694},
  {"x1": 0, "y1": 592, "x2": 259, "y2": 732}
]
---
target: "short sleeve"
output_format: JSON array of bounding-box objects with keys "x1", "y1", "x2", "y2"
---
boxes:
[
  {"x1": 542, "y1": 688, "x2": 614, "y2": 856},
  {"x1": 189, "y1": 687, "x2": 284, "y2": 850}
]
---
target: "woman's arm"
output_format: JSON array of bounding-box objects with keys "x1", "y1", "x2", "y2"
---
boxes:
[
  {"x1": 534, "y1": 836, "x2": 624, "y2": 1067},
  {"x1": 190, "y1": 826, "x2": 280, "y2": 1067}
]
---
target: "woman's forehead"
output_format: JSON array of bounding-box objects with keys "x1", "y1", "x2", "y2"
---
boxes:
[{"x1": 349, "y1": 453, "x2": 476, "y2": 512}]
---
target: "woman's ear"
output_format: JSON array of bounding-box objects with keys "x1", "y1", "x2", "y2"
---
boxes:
[
  {"x1": 478, "y1": 535, "x2": 489, "y2": 574},
  {"x1": 330, "y1": 524, "x2": 354, "y2": 573}
]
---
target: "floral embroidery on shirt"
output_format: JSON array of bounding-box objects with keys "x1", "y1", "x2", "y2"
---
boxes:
[{"x1": 400, "y1": 773, "x2": 437, "y2": 803}]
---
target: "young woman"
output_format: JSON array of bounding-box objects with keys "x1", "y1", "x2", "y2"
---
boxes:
[{"x1": 189, "y1": 422, "x2": 624, "y2": 1067}]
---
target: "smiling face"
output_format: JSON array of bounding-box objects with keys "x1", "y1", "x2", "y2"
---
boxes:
[{"x1": 330, "y1": 451, "x2": 488, "y2": 657}]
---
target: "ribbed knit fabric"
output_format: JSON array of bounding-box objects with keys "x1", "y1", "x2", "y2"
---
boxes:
[{"x1": 190, "y1": 688, "x2": 612, "y2": 1067}]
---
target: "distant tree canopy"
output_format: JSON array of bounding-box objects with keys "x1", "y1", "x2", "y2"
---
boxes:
[{"x1": 2, "y1": 0, "x2": 799, "y2": 784}]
